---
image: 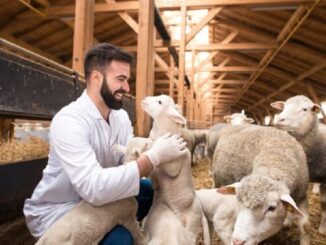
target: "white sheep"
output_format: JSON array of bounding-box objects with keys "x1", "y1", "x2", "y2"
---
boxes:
[
  {"x1": 224, "y1": 113, "x2": 255, "y2": 125},
  {"x1": 271, "y1": 95, "x2": 326, "y2": 234},
  {"x1": 196, "y1": 188, "x2": 238, "y2": 245},
  {"x1": 36, "y1": 137, "x2": 150, "y2": 245},
  {"x1": 141, "y1": 94, "x2": 210, "y2": 245},
  {"x1": 212, "y1": 124, "x2": 310, "y2": 245}
]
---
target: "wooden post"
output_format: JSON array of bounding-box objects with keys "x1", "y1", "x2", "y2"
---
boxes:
[
  {"x1": 177, "y1": 3, "x2": 186, "y2": 113},
  {"x1": 135, "y1": 0, "x2": 155, "y2": 136},
  {"x1": 169, "y1": 55, "x2": 175, "y2": 98},
  {"x1": 72, "y1": 0, "x2": 94, "y2": 75},
  {"x1": 189, "y1": 49, "x2": 196, "y2": 121}
]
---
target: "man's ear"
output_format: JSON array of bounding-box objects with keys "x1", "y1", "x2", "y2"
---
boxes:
[
  {"x1": 217, "y1": 182, "x2": 240, "y2": 195},
  {"x1": 280, "y1": 194, "x2": 304, "y2": 217},
  {"x1": 91, "y1": 70, "x2": 104, "y2": 86}
]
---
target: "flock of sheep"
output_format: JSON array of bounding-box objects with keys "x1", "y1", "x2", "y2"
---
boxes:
[{"x1": 36, "y1": 94, "x2": 325, "y2": 245}]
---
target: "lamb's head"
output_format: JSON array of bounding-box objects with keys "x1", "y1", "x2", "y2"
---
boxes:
[
  {"x1": 271, "y1": 95, "x2": 321, "y2": 137},
  {"x1": 218, "y1": 175, "x2": 305, "y2": 245},
  {"x1": 224, "y1": 113, "x2": 255, "y2": 126},
  {"x1": 141, "y1": 95, "x2": 186, "y2": 125}
]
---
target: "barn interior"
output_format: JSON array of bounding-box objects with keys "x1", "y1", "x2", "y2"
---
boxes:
[{"x1": 0, "y1": 0, "x2": 325, "y2": 244}]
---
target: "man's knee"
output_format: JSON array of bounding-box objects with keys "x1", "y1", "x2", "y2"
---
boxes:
[{"x1": 99, "y1": 225, "x2": 133, "y2": 245}]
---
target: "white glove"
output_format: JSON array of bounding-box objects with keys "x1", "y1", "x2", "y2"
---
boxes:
[{"x1": 143, "y1": 133, "x2": 187, "y2": 166}]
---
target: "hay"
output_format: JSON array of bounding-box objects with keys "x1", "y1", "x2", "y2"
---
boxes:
[
  {"x1": 0, "y1": 137, "x2": 49, "y2": 164},
  {"x1": 192, "y1": 158, "x2": 326, "y2": 245}
]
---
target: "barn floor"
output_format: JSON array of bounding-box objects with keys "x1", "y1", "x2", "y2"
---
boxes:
[{"x1": 192, "y1": 158, "x2": 326, "y2": 245}]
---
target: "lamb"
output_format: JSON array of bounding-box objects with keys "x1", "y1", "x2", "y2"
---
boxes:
[
  {"x1": 271, "y1": 95, "x2": 326, "y2": 234},
  {"x1": 141, "y1": 94, "x2": 210, "y2": 245},
  {"x1": 196, "y1": 188, "x2": 238, "y2": 245},
  {"x1": 224, "y1": 112, "x2": 255, "y2": 125},
  {"x1": 36, "y1": 137, "x2": 149, "y2": 245},
  {"x1": 212, "y1": 124, "x2": 310, "y2": 245}
]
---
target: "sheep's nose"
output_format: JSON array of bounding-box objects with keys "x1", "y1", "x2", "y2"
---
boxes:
[
  {"x1": 278, "y1": 117, "x2": 286, "y2": 122},
  {"x1": 232, "y1": 238, "x2": 246, "y2": 245}
]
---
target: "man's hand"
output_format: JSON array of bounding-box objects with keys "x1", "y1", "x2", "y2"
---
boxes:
[{"x1": 143, "y1": 133, "x2": 187, "y2": 166}]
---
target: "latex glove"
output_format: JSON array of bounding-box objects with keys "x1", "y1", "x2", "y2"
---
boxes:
[{"x1": 143, "y1": 133, "x2": 187, "y2": 166}]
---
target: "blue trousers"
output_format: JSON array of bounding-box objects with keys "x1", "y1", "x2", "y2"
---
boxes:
[{"x1": 99, "y1": 178, "x2": 153, "y2": 245}]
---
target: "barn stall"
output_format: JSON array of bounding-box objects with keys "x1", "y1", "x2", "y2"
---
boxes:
[{"x1": 0, "y1": 0, "x2": 325, "y2": 244}]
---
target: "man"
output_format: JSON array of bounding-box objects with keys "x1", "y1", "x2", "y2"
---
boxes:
[{"x1": 24, "y1": 43, "x2": 187, "y2": 244}]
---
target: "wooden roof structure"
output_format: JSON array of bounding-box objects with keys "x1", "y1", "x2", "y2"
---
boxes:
[{"x1": 0, "y1": 0, "x2": 325, "y2": 135}]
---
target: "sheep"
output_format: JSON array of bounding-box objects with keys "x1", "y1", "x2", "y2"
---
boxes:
[
  {"x1": 188, "y1": 129, "x2": 207, "y2": 165},
  {"x1": 36, "y1": 137, "x2": 150, "y2": 245},
  {"x1": 224, "y1": 113, "x2": 255, "y2": 125},
  {"x1": 212, "y1": 124, "x2": 310, "y2": 245},
  {"x1": 196, "y1": 188, "x2": 238, "y2": 245},
  {"x1": 207, "y1": 113, "x2": 254, "y2": 165},
  {"x1": 141, "y1": 94, "x2": 210, "y2": 245},
  {"x1": 271, "y1": 95, "x2": 326, "y2": 234}
]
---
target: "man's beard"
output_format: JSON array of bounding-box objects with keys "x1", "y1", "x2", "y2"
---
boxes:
[{"x1": 100, "y1": 77, "x2": 126, "y2": 110}]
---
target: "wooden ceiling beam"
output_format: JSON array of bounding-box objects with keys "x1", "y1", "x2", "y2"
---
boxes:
[
  {"x1": 248, "y1": 63, "x2": 325, "y2": 110},
  {"x1": 17, "y1": 1, "x2": 325, "y2": 18},
  {"x1": 199, "y1": 66, "x2": 259, "y2": 73}
]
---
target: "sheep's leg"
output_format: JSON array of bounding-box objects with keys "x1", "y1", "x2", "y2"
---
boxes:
[
  {"x1": 298, "y1": 198, "x2": 311, "y2": 245},
  {"x1": 319, "y1": 183, "x2": 326, "y2": 235},
  {"x1": 123, "y1": 219, "x2": 143, "y2": 245}
]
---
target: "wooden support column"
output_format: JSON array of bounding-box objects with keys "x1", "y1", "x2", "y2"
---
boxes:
[
  {"x1": 135, "y1": 0, "x2": 155, "y2": 137},
  {"x1": 169, "y1": 55, "x2": 175, "y2": 98},
  {"x1": 188, "y1": 50, "x2": 196, "y2": 121},
  {"x1": 72, "y1": 0, "x2": 94, "y2": 75},
  {"x1": 178, "y1": 3, "x2": 186, "y2": 113}
]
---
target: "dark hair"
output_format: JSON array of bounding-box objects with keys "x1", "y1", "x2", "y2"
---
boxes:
[{"x1": 84, "y1": 43, "x2": 133, "y2": 81}]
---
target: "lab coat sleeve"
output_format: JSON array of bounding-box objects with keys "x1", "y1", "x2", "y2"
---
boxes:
[{"x1": 50, "y1": 112, "x2": 140, "y2": 206}]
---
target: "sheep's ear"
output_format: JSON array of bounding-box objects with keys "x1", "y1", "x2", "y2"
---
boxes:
[
  {"x1": 166, "y1": 106, "x2": 187, "y2": 125},
  {"x1": 112, "y1": 144, "x2": 127, "y2": 154},
  {"x1": 270, "y1": 101, "x2": 285, "y2": 110},
  {"x1": 280, "y1": 194, "x2": 304, "y2": 217},
  {"x1": 224, "y1": 115, "x2": 231, "y2": 123},
  {"x1": 312, "y1": 104, "x2": 321, "y2": 113},
  {"x1": 217, "y1": 182, "x2": 240, "y2": 195},
  {"x1": 245, "y1": 118, "x2": 255, "y2": 124}
]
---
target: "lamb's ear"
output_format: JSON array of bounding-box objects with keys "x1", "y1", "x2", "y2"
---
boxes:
[
  {"x1": 217, "y1": 182, "x2": 240, "y2": 195},
  {"x1": 312, "y1": 104, "x2": 321, "y2": 113},
  {"x1": 245, "y1": 118, "x2": 255, "y2": 124},
  {"x1": 112, "y1": 144, "x2": 127, "y2": 154},
  {"x1": 270, "y1": 101, "x2": 285, "y2": 110},
  {"x1": 280, "y1": 194, "x2": 304, "y2": 217},
  {"x1": 166, "y1": 106, "x2": 187, "y2": 125},
  {"x1": 224, "y1": 115, "x2": 231, "y2": 123}
]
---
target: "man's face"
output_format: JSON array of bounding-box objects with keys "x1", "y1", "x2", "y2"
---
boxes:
[{"x1": 100, "y1": 60, "x2": 130, "y2": 110}]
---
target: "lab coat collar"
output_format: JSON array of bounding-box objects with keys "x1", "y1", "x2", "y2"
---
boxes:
[{"x1": 79, "y1": 90, "x2": 103, "y2": 120}]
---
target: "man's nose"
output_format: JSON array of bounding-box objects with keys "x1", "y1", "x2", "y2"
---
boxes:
[{"x1": 123, "y1": 81, "x2": 130, "y2": 93}]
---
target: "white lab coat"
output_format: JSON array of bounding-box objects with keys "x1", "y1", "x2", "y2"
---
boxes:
[{"x1": 23, "y1": 90, "x2": 139, "y2": 238}]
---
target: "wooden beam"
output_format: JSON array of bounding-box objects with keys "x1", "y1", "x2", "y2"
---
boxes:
[
  {"x1": 199, "y1": 66, "x2": 260, "y2": 73},
  {"x1": 248, "y1": 64, "x2": 325, "y2": 110},
  {"x1": 0, "y1": 32, "x2": 61, "y2": 63},
  {"x1": 185, "y1": 7, "x2": 223, "y2": 44},
  {"x1": 210, "y1": 79, "x2": 249, "y2": 85},
  {"x1": 233, "y1": 2, "x2": 321, "y2": 105},
  {"x1": 72, "y1": 0, "x2": 94, "y2": 75},
  {"x1": 178, "y1": 3, "x2": 187, "y2": 113},
  {"x1": 21, "y1": 1, "x2": 324, "y2": 18},
  {"x1": 169, "y1": 55, "x2": 175, "y2": 98},
  {"x1": 135, "y1": 0, "x2": 155, "y2": 136}
]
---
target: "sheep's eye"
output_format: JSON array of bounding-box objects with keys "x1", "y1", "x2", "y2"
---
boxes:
[
  {"x1": 302, "y1": 108, "x2": 307, "y2": 112},
  {"x1": 158, "y1": 101, "x2": 162, "y2": 104},
  {"x1": 267, "y1": 206, "x2": 276, "y2": 212}
]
